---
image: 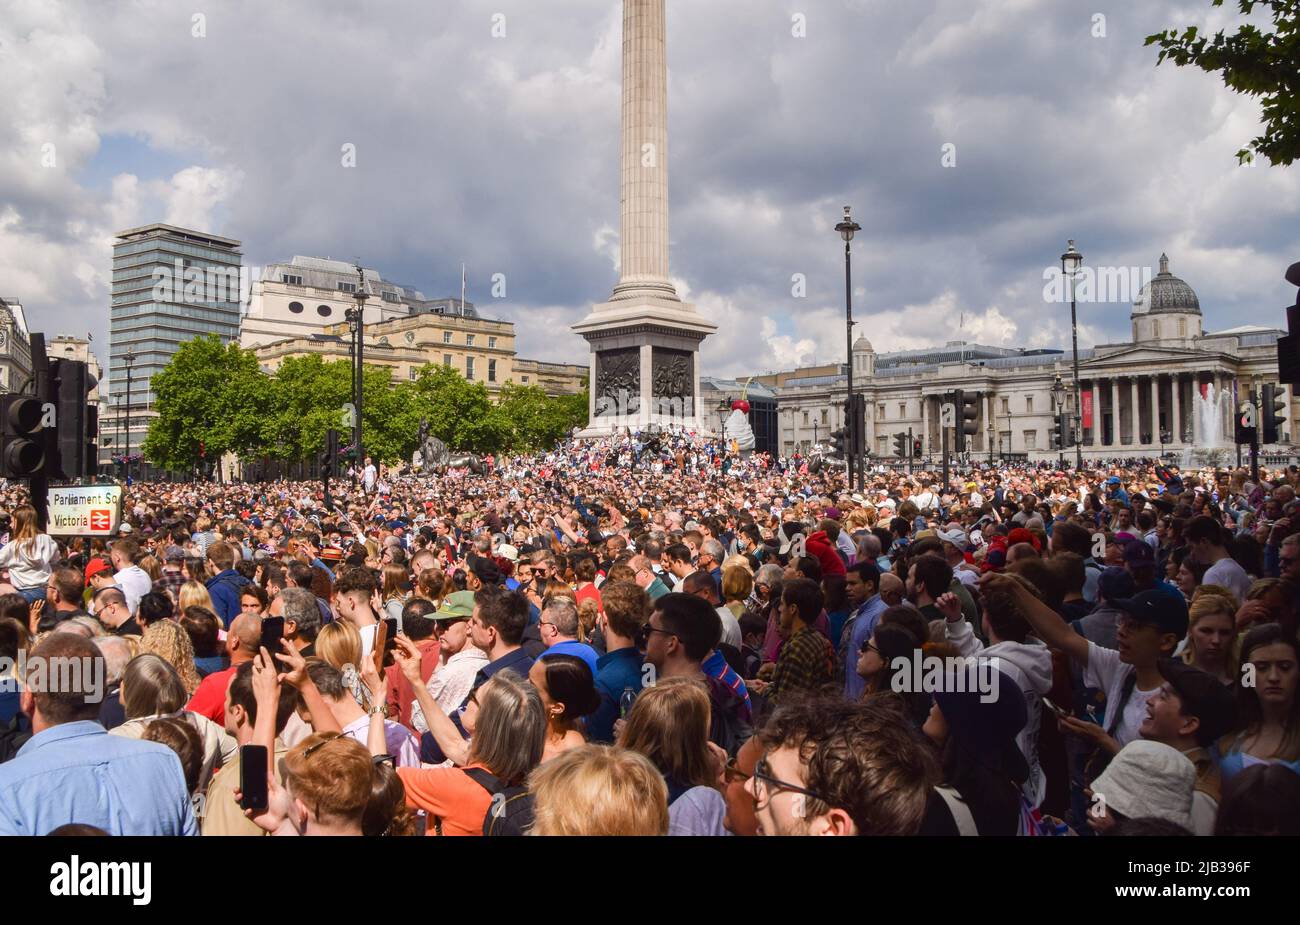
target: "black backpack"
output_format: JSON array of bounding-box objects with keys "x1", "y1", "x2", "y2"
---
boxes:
[{"x1": 464, "y1": 767, "x2": 534, "y2": 836}]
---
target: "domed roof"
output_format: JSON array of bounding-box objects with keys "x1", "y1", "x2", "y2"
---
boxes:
[
  {"x1": 1133, "y1": 254, "x2": 1200, "y2": 315},
  {"x1": 852, "y1": 335, "x2": 874, "y2": 352}
]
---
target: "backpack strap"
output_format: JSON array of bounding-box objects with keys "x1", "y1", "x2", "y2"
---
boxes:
[
  {"x1": 1104, "y1": 671, "x2": 1139, "y2": 738},
  {"x1": 935, "y1": 786, "x2": 979, "y2": 836},
  {"x1": 464, "y1": 766, "x2": 505, "y2": 794}
]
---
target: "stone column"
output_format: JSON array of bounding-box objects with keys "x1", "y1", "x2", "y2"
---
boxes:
[
  {"x1": 610, "y1": 0, "x2": 677, "y2": 302},
  {"x1": 920, "y1": 397, "x2": 930, "y2": 455},
  {"x1": 1091, "y1": 380, "x2": 1101, "y2": 446},
  {"x1": 1171, "y1": 373, "x2": 1182, "y2": 444},
  {"x1": 1109, "y1": 379, "x2": 1120, "y2": 447},
  {"x1": 984, "y1": 392, "x2": 993, "y2": 454},
  {"x1": 1151, "y1": 375, "x2": 1161, "y2": 441},
  {"x1": 1130, "y1": 377, "x2": 1140, "y2": 445}
]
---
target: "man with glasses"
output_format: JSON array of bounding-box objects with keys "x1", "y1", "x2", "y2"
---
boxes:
[
  {"x1": 42, "y1": 567, "x2": 88, "y2": 632},
  {"x1": 640, "y1": 593, "x2": 751, "y2": 755},
  {"x1": 92, "y1": 587, "x2": 140, "y2": 637},
  {"x1": 745, "y1": 694, "x2": 938, "y2": 836}
]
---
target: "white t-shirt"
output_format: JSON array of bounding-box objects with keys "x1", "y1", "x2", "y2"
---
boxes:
[
  {"x1": 0, "y1": 535, "x2": 60, "y2": 589},
  {"x1": 1203, "y1": 557, "x2": 1253, "y2": 604},
  {"x1": 1084, "y1": 641, "x2": 1161, "y2": 746},
  {"x1": 115, "y1": 565, "x2": 154, "y2": 617},
  {"x1": 715, "y1": 606, "x2": 742, "y2": 650},
  {"x1": 358, "y1": 622, "x2": 377, "y2": 660}
]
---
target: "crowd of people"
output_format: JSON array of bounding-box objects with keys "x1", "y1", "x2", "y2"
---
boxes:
[{"x1": 0, "y1": 428, "x2": 1298, "y2": 836}]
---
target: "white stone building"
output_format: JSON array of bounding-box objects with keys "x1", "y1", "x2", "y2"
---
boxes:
[
  {"x1": 0, "y1": 297, "x2": 33, "y2": 395},
  {"x1": 764, "y1": 255, "x2": 1296, "y2": 461}
]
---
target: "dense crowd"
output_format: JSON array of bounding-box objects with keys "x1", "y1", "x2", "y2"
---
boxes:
[{"x1": 0, "y1": 429, "x2": 1298, "y2": 836}]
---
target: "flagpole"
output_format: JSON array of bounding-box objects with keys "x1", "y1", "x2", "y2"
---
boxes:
[{"x1": 461, "y1": 263, "x2": 466, "y2": 315}]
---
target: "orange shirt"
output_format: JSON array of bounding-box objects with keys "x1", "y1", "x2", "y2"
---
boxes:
[{"x1": 398, "y1": 764, "x2": 492, "y2": 836}]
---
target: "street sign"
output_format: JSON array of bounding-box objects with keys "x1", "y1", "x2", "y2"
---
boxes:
[{"x1": 46, "y1": 485, "x2": 124, "y2": 537}]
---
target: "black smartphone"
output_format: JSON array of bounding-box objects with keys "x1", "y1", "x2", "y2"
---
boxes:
[
  {"x1": 239, "y1": 744, "x2": 269, "y2": 811},
  {"x1": 260, "y1": 616, "x2": 285, "y2": 653},
  {"x1": 382, "y1": 617, "x2": 399, "y2": 667}
]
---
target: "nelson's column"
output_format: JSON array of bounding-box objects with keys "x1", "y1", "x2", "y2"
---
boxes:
[{"x1": 572, "y1": 0, "x2": 717, "y2": 436}]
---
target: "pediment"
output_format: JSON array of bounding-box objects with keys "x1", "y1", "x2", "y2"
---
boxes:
[{"x1": 1082, "y1": 344, "x2": 1224, "y2": 370}]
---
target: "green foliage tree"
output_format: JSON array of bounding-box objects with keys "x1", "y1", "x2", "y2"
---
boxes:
[
  {"x1": 142, "y1": 335, "x2": 270, "y2": 472},
  {"x1": 490, "y1": 380, "x2": 589, "y2": 452},
  {"x1": 1147, "y1": 0, "x2": 1300, "y2": 165}
]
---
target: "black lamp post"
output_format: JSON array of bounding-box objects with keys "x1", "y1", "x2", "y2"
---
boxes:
[
  {"x1": 1061, "y1": 241, "x2": 1084, "y2": 469},
  {"x1": 835, "y1": 205, "x2": 862, "y2": 490},
  {"x1": 123, "y1": 350, "x2": 135, "y2": 483},
  {"x1": 716, "y1": 399, "x2": 730, "y2": 454},
  {"x1": 1052, "y1": 374, "x2": 1066, "y2": 468},
  {"x1": 345, "y1": 264, "x2": 368, "y2": 481}
]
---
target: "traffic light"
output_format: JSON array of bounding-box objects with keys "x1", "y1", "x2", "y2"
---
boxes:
[
  {"x1": 48, "y1": 358, "x2": 97, "y2": 480},
  {"x1": 1278, "y1": 261, "x2": 1299, "y2": 385},
  {"x1": 958, "y1": 390, "x2": 979, "y2": 453},
  {"x1": 893, "y1": 432, "x2": 907, "y2": 458},
  {"x1": 913, "y1": 438, "x2": 922, "y2": 458},
  {"x1": 1262, "y1": 384, "x2": 1288, "y2": 444},
  {"x1": 828, "y1": 427, "x2": 848, "y2": 460},
  {"x1": 320, "y1": 428, "x2": 339, "y2": 478},
  {"x1": 1235, "y1": 400, "x2": 1257, "y2": 446},
  {"x1": 1052, "y1": 413, "x2": 1065, "y2": 450},
  {"x1": 848, "y1": 394, "x2": 866, "y2": 459},
  {"x1": 0, "y1": 395, "x2": 48, "y2": 478}
]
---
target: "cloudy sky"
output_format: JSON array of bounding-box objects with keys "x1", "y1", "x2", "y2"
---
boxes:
[{"x1": 2, "y1": 0, "x2": 1297, "y2": 380}]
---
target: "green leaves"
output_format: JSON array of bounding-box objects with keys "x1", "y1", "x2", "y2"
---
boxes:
[
  {"x1": 1146, "y1": 0, "x2": 1300, "y2": 165},
  {"x1": 144, "y1": 342, "x2": 588, "y2": 469}
]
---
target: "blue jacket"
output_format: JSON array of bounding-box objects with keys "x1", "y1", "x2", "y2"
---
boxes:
[
  {"x1": 205, "y1": 569, "x2": 250, "y2": 628},
  {"x1": 588, "y1": 646, "x2": 645, "y2": 743}
]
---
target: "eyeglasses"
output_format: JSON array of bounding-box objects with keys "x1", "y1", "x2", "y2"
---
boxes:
[
  {"x1": 723, "y1": 756, "x2": 752, "y2": 784},
  {"x1": 860, "y1": 640, "x2": 880, "y2": 655},
  {"x1": 751, "y1": 752, "x2": 829, "y2": 811},
  {"x1": 301, "y1": 731, "x2": 342, "y2": 760},
  {"x1": 636, "y1": 624, "x2": 678, "y2": 646}
]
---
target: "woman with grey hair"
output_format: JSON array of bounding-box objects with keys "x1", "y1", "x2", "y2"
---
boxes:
[{"x1": 392, "y1": 659, "x2": 546, "y2": 835}]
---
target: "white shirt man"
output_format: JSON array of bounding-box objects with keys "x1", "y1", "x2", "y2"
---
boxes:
[{"x1": 110, "y1": 549, "x2": 152, "y2": 617}]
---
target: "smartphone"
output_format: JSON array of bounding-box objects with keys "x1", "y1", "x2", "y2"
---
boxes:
[
  {"x1": 259, "y1": 616, "x2": 285, "y2": 653},
  {"x1": 382, "y1": 617, "x2": 399, "y2": 667},
  {"x1": 239, "y1": 744, "x2": 269, "y2": 811},
  {"x1": 372, "y1": 618, "x2": 389, "y2": 676},
  {"x1": 1041, "y1": 699, "x2": 1070, "y2": 719}
]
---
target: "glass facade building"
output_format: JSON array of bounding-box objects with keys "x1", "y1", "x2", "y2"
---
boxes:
[{"x1": 106, "y1": 224, "x2": 242, "y2": 472}]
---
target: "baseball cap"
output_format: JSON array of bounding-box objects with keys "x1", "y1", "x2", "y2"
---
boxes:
[
  {"x1": 1097, "y1": 566, "x2": 1135, "y2": 602},
  {"x1": 823, "y1": 507, "x2": 842, "y2": 521},
  {"x1": 85, "y1": 558, "x2": 114, "y2": 581},
  {"x1": 433, "y1": 590, "x2": 476, "y2": 621},
  {"x1": 937, "y1": 528, "x2": 970, "y2": 549},
  {"x1": 497, "y1": 544, "x2": 519, "y2": 562},
  {"x1": 1106, "y1": 476, "x2": 1121, "y2": 485},
  {"x1": 1111, "y1": 589, "x2": 1189, "y2": 639},
  {"x1": 118, "y1": 523, "x2": 134, "y2": 534},
  {"x1": 1123, "y1": 540, "x2": 1155, "y2": 566},
  {"x1": 1155, "y1": 658, "x2": 1237, "y2": 746}
]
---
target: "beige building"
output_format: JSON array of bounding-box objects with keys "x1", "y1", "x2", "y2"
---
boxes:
[
  {"x1": 766, "y1": 255, "x2": 1296, "y2": 461},
  {"x1": 0, "y1": 297, "x2": 33, "y2": 394},
  {"x1": 253, "y1": 310, "x2": 586, "y2": 398}
]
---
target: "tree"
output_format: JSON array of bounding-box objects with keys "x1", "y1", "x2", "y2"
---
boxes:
[
  {"x1": 1146, "y1": 1, "x2": 1300, "y2": 165},
  {"x1": 142, "y1": 335, "x2": 270, "y2": 472},
  {"x1": 408, "y1": 363, "x2": 505, "y2": 453},
  {"x1": 490, "y1": 380, "x2": 589, "y2": 452}
]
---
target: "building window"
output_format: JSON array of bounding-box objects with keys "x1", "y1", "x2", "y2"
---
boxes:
[
  {"x1": 1023, "y1": 430, "x2": 1037, "y2": 450},
  {"x1": 488, "y1": 336, "x2": 497, "y2": 349},
  {"x1": 1025, "y1": 396, "x2": 1033, "y2": 413},
  {"x1": 820, "y1": 409, "x2": 828, "y2": 425},
  {"x1": 521, "y1": 375, "x2": 529, "y2": 383},
  {"x1": 466, "y1": 357, "x2": 475, "y2": 380},
  {"x1": 317, "y1": 305, "x2": 332, "y2": 317},
  {"x1": 443, "y1": 331, "x2": 452, "y2": 344},
  {"x1": 409, "y1": 367, "x2": 418, "y2": 380},
  {"x1": 488, "y1": 359, "x2": 497, "y2": 382},
  {"x1": 443, "y1": 353, "x2": 452, "y2": 366},
  {"x1": 899, "y1": 403, "x2": 906, "y2": 418},
  {"x1": 382, "y1": 290, "x2": 400, "y2": 303},
  {"x1": 288, "y1": 301, "x2": 304, "y2": 314},
  {"x1": 802, "y1": 411, "x2": 809, "y2": 425},
  {"x1": 1001, "y1": 397, "x2": 1010, "y2": 414},
  {"x1": 1178, "y1": 318, "x2": 1186, "y2": 337},
  {"x1": 337, "y1": 281, "x2": 357, "y2": 294},
  {"x1": 466, "y1": 334, "x2": 476, "y2": 347},
  {"x1": 878, "y1": 404, "x2": 886, "y2": 420},
  {"x1": 1153, "y1": 319, "x2": 1161, "y2": 339}
]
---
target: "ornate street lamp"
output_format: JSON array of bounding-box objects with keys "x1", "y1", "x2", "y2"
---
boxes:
[
  {"x1": 835, "y1": 205, "x2": 862, "y2": 490},
  {"x1": 1061, "y1": 241, "x2": 1084, "y2": 469},
  {"x1": 1051, "y1": 374, "x2": 1066, "y2": 468}
]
